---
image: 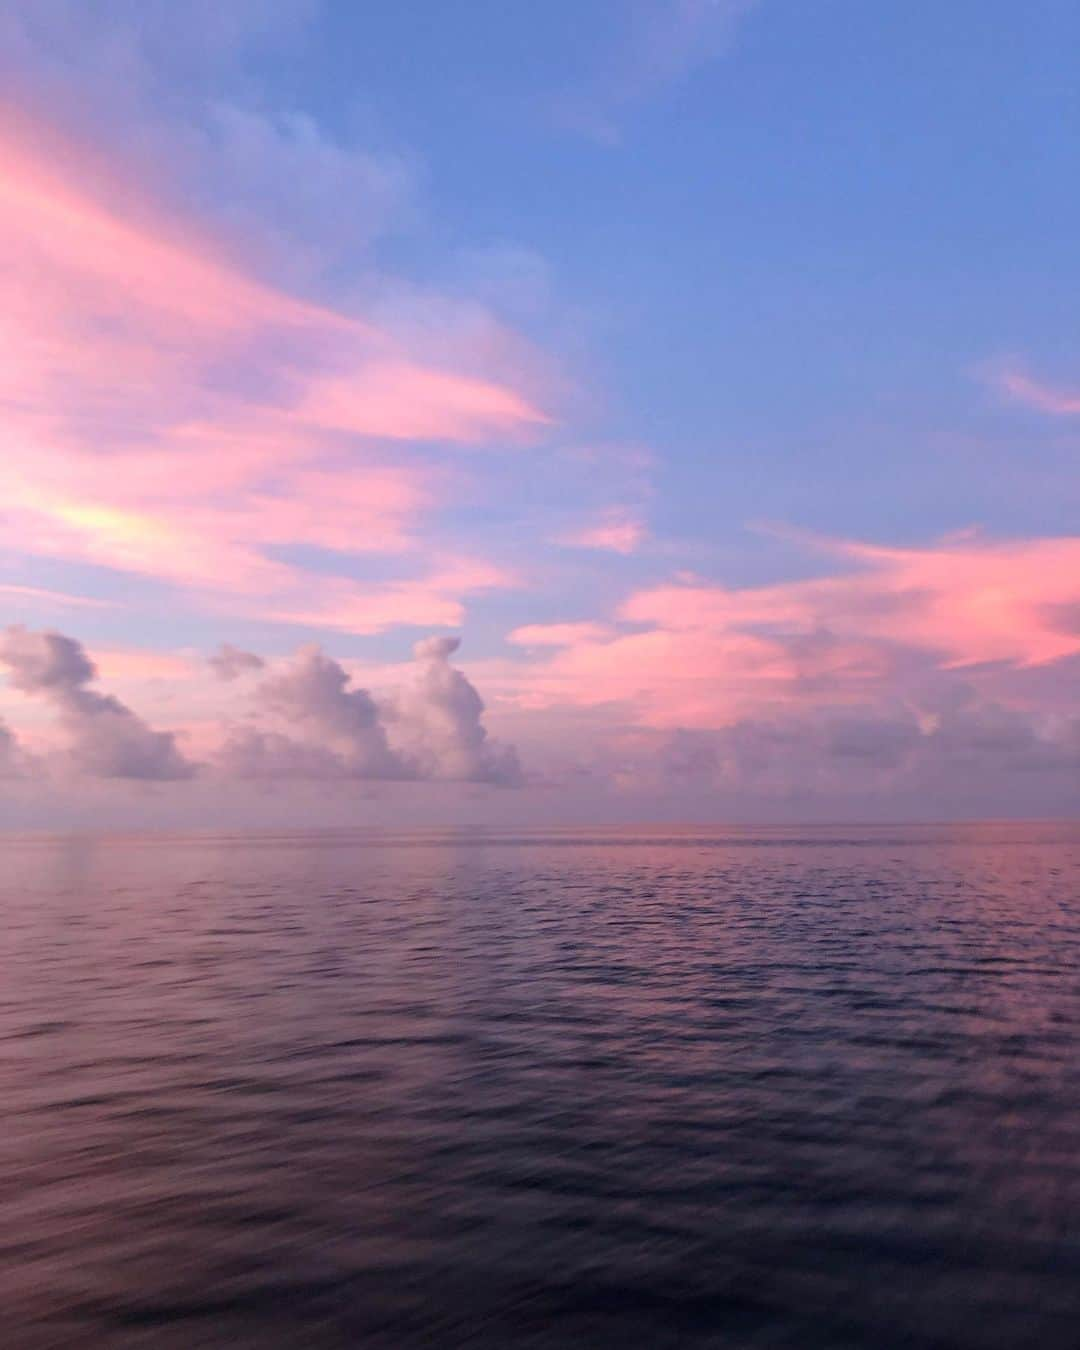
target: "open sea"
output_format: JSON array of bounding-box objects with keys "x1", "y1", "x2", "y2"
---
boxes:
[{"x1": 2, "y1": 823, "x2": 1079, "y2": 1349}]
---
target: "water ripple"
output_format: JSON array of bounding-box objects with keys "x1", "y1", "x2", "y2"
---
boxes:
[{"x1": 2, "y1": 822, "x2": 1078, "y2": 1348}]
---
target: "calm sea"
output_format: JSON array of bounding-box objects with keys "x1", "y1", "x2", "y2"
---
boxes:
[{"x1": 3, "y1": 823, "x2": 1079, "y2": 1348}]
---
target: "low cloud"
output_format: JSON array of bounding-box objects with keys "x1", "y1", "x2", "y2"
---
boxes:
[
  {"x1": 0, "y1": 626, "x2": 523, "y2": 792},
  {"x1": 601, "y1": 696, "x2": 1079, "y2": 808},
  {"x1": 217, "y1": 635, "x2": 522, "y2": 786},
  {"x1": 208, "y1": 642, "x2": 266, "y2": 682},
  {"x1": 0, "y1": 718, "x2": 29, "y2": 778},
  {"x1": 0, "y1": 625, "x2": 196, "y2": 779},
  {"x1": 994, "y1": 365, "x2": 1080, "y2": 416},
  {"x1": 248, "y1": 644, "x2": 408, "y2": 779},
  {"x1": 216, "y1": 727, "x2": 359, "y2": 781},
  {"x1": 393, "y1": 636, "x2": 523, "y2": 785}
]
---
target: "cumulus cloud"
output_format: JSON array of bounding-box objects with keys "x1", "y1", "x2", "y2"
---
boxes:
[
  {"x1": 250, "y1": 644, "x2": 408, "y2": 779},
  {"x1": 215, "y1": 727, "x2": 355, "y2": 781},
  {"x1": 0, "y1": 718, "x2": 29, "y2": 778},
  {"x1": 0, "y1": 626, "x2": 195, "y2": 779},
  {"x1": 208, "y1": 642, "x2": 266, "y2": 682},
  {"x1": 395, "y1": 637, "x2": 523, "y2": 785},
  {"x1": 214, "y1": 635, "x2": 522, "y2": 786},
  {"x1": 0, "y1": 626, "x2": 523, "y2": 792}
]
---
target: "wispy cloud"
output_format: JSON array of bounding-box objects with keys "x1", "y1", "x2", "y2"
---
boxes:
[
  {"x1": 560, "y1": 507, "x2": 647, "y2": 554},
  {"x1": 994, "y1": 364, "x2": 1080, "y2": 416},
  {"x1": 555, "y1": 0, "x2": 760, "y2": 143},
  {"x1": 0, "y1": 108, "x2": 549, "y2": 633},
  {"x1": 509, "y1": 622, "x2": 615, "y2": 648},
  {"x1": 0, "y1": 583, "x2": 116, "y2": 610}
]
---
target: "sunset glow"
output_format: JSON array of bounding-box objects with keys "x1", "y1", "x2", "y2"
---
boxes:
[{"x1": 1, "y1": 2, "x2": 1077, "y2": 825}]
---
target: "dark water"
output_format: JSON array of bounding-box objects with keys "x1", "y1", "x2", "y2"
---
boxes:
[{"x1": 3, "y1": 823, "x2": 1079, "y2": 1349}]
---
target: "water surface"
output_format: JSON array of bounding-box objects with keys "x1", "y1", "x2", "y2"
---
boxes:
[{"x1": 3, "y1": 823, "x2": 1079, "y2": 1348}]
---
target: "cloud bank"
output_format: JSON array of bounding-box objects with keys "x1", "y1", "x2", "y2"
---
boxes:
[
  {"x1": 0, "y1": 626, "x2": 522, "y2": 794},
  {"x1": 509, "y1": 531, "x2": 1080, "y2": 729}
]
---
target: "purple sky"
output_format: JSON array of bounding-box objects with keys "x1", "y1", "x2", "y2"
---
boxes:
[{"x1": 1, "y1": 1, "x2": 1078, "y2": 826}]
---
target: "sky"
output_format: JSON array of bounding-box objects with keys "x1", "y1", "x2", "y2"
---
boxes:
[{"x1": 1, "y1": 0, "x2": 1078, "y2": 827}]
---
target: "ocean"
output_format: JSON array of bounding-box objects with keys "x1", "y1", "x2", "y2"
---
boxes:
[{"x1": 3, "y1": 823, "x2": 1079, "y2": 1348}]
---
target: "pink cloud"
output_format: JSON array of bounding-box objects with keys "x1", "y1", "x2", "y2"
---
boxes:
[
  {"x1": 994, "y1": 366, "x2": 1080, "y2": 416},
  {"x1": 264, "y1": 558, "x2": 517, "y2": 636},
  {"x1": 624, "y1": 534, "x2": 1080, "y2": 667},
  {"x1": 507, "y1": 532, "x2": 1080, "y2": 729},
  {"x1": 297, "y1": 361, "x2": 548, "y2": 444},
  {"x1": 92, "y1": 648, "x2": 201, "y2": 682},
  {"x1": 0, "y1": 583, "x2": 116, "y2": 610},
  {"x1": 0, "y1": 109, "x2": 549, "y2": 631},
  {"x1": 561, "y1": 508, "x2": 647, "y2": 554},
  {"x1": 509, "y1": 622, "x2": 615, "y2": 647}
]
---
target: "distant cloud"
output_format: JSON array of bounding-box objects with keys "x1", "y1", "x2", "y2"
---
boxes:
[
  {"x1": 561, "y1": 508, "x2": 647, "y2": 554},
  {"x1": 507, "y1": 530, "x2": 1080, "y2": 730},
  {"x1": 825, "y1": 714, "x2": 920, "y2": 765},
  {"x1": 208, "y1": 643, "x2": 266, "y2": 682},
  {"x1": 216, "y1": 726, "x2": 354, "y2": 781},
  {"x1": 197, "y1": 103, "x2": 415, "y2": 281},
  {"x1": 394, "y1": 636, "x2": 523, "y2": 785},
  {"x1": 0, "y1": 625, "x2": 195, "y2": 779},
  {"x1": 598, "y1": 697, "x2": 1080, "y2": 808},
  {"x1": 555, "y1": 0, "x2": 760, "y2": 143},
  {"x1": 994, "y1": 365, "x2": 1080, "y2": 416},
  {"x1": 0, "y1": 1, "x2": 322, "y2": 121},
  {"x1": 251, "y1": 644, "x2": 407, "y2": 779},
  {"x1": 0, "y1": 583, "x2": 115, "y2": 610},
  {"x1": 0, "y1": 718, "x2": 28, "y2": 778},
  {"x1": 262, "y1": 557, "x2": 516, "y2": 636},
  {"x1": 217, "y1": 635, "x2": 521, "y2": 785},
  {"x1": 509, "y1": 622, "x2": 615, "y2": 647}
]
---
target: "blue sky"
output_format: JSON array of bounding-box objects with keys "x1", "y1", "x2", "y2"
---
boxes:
[{"x1": 298, "y1": 0, "x2": 1080, "y2": 556}]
